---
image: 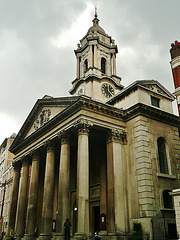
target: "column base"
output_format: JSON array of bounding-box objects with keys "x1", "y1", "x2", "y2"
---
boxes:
[
  {"x1": 21, "y1": 234, "x2": 36, "y2": 240},
  {"x1": 74, "y1": 233, "x2": 86, "y2": 240},
  {"x1": 52, "y1": 234, "x2": 64, "y2": 240},
  {"x1": 39, "y1": 233, "x2": 52, "y2": 240},
  {"x1": 100, "y1": 234, "x2": 129, "y2": 240}
]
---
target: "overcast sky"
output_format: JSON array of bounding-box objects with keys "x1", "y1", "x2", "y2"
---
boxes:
[{"x1": 0, "y1": 0, "x2": 180, "y2": 145}]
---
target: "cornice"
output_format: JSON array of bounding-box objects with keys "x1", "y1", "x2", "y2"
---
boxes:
[{"x1": 123, "y1": 102, "x2": 180, "y2": 126}]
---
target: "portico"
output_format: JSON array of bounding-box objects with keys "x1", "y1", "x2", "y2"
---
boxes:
[{"x1": 7, "y1": 95, "x2": 128, "y2": 240}]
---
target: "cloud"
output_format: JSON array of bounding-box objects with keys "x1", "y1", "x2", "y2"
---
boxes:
[{"x1": 0, "y1": 0, "x2": 180, "y2": 144}]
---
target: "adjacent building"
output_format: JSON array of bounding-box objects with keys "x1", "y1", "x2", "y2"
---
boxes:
[
  {"x1": 0, "y1": 134, "x2": 16, "y2": 236},
  {"x1": 170, "y1": 40, "x2": 180, "y2": 118},
  {"x1": 6, "y1": 13, "x2": 180, "y2": 240},
  {"x1": 170, "y1": 40, "x2": 180, "y2": 239}
]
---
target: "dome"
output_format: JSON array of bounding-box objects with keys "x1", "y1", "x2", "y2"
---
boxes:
[
  {"x1": 87, "y1": 16, "x2": 106, "y2": 35},
  {"x1": 87, "y1": 24, "x2": 106, "y2": 35}
]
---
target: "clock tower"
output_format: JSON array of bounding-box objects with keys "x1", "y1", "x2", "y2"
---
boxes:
[{"x1": 69, "y1": 10, "x2": 123, "y2": 102}]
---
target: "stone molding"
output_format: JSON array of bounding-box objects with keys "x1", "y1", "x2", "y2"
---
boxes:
[{"x1": 107, "y1": 129, "x2": 127, "y2": 144}]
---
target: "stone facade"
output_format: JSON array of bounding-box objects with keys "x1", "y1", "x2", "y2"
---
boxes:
[
  {"x1": 0, "y1": 135, "x2": 16, "y2": 237},
  {"x1": 6, "y1": 13, "x2": 180, "y2": 240}
]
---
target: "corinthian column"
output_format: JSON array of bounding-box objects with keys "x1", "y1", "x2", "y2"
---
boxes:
[
  {"x1": 6, "y1": 162, "x2": 21, "y2": 240},
  {"x1": 74, "y1": 119, "x2": 92, "y2": 239},
  {"x1": 23, "y1": 151, "x2": 40, "y2": 240},
  {"x1": 106, "y1": 129, "x2": 127, "y2": 235},
  {"x1": 56, "y1": 133, "x2": 70, "y2": 239},
  {"x1": 39, "y1": 142, "x2": 55, "y2": 240},
  {"x1": 15, "y1": 159, "x2": 29, "y2": 240}
]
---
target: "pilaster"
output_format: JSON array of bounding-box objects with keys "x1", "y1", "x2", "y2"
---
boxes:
[{"x1": 134, "y1": 116, "x2": 155, "y2": 217}]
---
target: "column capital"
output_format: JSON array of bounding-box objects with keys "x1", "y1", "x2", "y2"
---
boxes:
[
  {"x1": 57, "y1": 130, "x2": 70, "y2": 145},
  {"x1": 29, "y1": 149, "x2": 39, "y2": 158},
  {"x1": 12, "y1": 161, "x2": 22, "y2": 171},
  {"x1": 22, "y1": 159, "x2": 30, "y2": 167},
  {"x1": 74, "y1": 118, "x2": 93, "y2": 135},
  {"x1": 107, "y1": 129, "x2": 127, "y2": 144},
  {"x1": 32, "y1": 151, "x2": 40, "y2": 162},
  {"x1": 43, "y1": 140, "x2": 55, "y2": 152}
]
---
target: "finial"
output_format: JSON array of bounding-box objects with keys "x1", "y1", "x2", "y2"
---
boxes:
[{"x1": 94, "y1": 6, "x2": 98, "y2": 18}]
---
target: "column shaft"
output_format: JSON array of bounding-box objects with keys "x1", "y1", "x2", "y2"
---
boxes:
[
  {"x1": 56, "y1": 135, "x2": 70, "y2": 235},
  {"x1": 6, "y1": 163, "x2": 21, "y2": 239},
  {"x1": 24, "y1": 153, "x2": 40, "y2": 240},
  {"x1": 107, "y1": 130, "x2": 127, "y2": 234},
  {"x1": 15, "y1": 161, "x2": 29, "y2": 239},
  {"x1": 76, "y1": 128, "x2": 89, "y2": 236},
  {"x1": 106, "y1": 141, "x2": 115, "y2": 233},
  {"x1": 39, "y1": 144, "x2": 55, "y2": 240}
]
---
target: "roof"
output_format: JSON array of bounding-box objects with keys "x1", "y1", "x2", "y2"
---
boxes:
[{"x1": 106, "y1": 80, "x2": 175, "y2": 104}]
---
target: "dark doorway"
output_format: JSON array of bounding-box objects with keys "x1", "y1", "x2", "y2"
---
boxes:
[
  {"x1": 168, "y1": 223, "x2": 177, "y2": 239},
  {"x1": 93, "y1": 206, "x2": 100, "y2": 233}
]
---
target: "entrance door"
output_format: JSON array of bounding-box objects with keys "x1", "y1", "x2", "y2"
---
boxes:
[{"x1": 92, "y1": 206, "x2": 100, "y2": 234}]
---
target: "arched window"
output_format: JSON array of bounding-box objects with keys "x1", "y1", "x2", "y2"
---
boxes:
[
  {"x1": 163, "y1": 190, "x2": 173, "y2": 209},
  {"x1": 84, "y1": 59, "x2": 88, "y2": 72},
  {"x1": 157, "y1": 137, "x2": 169, "y2": 174},
  {"x1": 101, "y1": 57, "x2": 106, "y2": 74}
]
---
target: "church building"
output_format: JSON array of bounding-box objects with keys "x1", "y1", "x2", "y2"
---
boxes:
[{"x1": 7, "y1": 12, "x2": 180, "y2": 240}]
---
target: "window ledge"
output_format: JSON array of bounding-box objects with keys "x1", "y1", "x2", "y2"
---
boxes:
[
  {"x1": 160, "y1": 208, "x2": 175, "y2": 211},
  {"x1": 157, "y1": 173, "x2": 176, "y2": 179}
]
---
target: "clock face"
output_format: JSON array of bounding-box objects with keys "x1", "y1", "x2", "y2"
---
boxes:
[{"x1": 102, "y1": 83, "x2": 115, "y2": 98}]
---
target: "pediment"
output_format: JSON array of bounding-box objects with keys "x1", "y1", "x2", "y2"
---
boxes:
[
  {"x1": 25, "y1": 105, "x2": 67, "y2": 138},
  {"x1": 138, "y1": 81, "x2": 175, "y2": 100},
  {"x1": 11, "y1": 96, "x2": 79, "y2": 150}
]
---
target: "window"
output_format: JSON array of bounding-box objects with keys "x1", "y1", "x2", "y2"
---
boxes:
[
  {"x1": 163, "y1": 190, "x2": 173, "y2": 209},
  {"x1": 84, "y1": 59, "x2": 88, "y2": 72},
  {"x1": 151, "y1": 96, "x2": 160, "y2": 107},
  {"x1": 157, "y1": 137, "x2": 169, "y2": 174},
  {"x1": 101, "y1": 57, "x2": 106, "y2": 74}
]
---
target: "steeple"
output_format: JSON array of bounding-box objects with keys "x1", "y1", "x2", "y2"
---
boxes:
[
  {"x1": 69, "y1": 11, "x2": 123, "y2": 101},
  {"x1": 92, "y1": 7, "x2": 99, "y2": 26}
]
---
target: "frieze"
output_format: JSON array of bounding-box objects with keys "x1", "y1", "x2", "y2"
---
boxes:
[{"x1": 34, "y1": 109, "x2": 51, "y2": 130}]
